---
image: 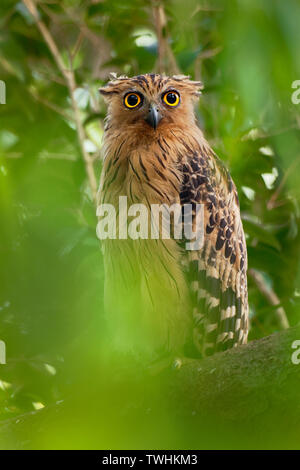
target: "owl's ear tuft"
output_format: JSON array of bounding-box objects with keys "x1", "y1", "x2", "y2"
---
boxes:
[
  {"x1": 189, "y1": 80, "x2": 204, "y2": 97},
  {"x1": 172, "y1": 75, "x2": 204, "y2": 98},
  {"x1": 99, "y1": 84, "x2": 119, "y2": 100},
  {"x1": 99, "y1": 87, "x2": 116, "y2": 97},
  {"x1": 99, "y1": 73, "x2": 129, "y2": 101}
]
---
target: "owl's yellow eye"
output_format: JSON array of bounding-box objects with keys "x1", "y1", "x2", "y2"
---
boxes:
[
  {"x1": 163, "y1": 91, "x2": 180, "y2": 107},
  {"x1": 124, "y1": 93, "x2": 142, "y2": 108}
]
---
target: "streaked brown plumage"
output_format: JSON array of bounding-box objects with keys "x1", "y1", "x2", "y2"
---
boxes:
[{"x1": 98, "y1": 73, "x2": 248, "y2": 358}]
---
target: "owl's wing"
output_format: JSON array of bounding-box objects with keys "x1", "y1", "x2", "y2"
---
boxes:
[{"x1": 179, "y1": 146, "x2": 248, "y2": 357}]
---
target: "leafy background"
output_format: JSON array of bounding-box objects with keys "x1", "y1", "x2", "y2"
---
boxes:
[{"x1": 0, "y1": 0, "x2": 300, "y2": 448}]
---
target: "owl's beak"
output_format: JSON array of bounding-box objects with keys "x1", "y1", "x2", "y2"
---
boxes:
[{"x1": 145, "y1": 104, "x2": 162, "y2": 129}]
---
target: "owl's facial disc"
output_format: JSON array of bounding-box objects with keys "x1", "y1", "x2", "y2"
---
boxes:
[{"x1": 122, "y1": 87, "x2": 182, "y2": 130}]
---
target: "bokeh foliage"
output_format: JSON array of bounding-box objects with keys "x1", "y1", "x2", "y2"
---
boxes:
[{"x1": 0, "y1": 0, "x2": 300, "y2": 448}]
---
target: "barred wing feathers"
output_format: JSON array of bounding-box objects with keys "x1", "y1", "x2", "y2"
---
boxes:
[{"x1": 180, "y1": 147, "x2": 249, "y2": 356}]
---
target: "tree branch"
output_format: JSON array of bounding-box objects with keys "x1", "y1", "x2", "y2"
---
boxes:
[
  {"x1": 0, "y1": 326, "x2": 300, "y2": 448},
  {"x1": 22, "y1": 0, "x2": 98, "y2": 204},
  {"x1": 249, "y1": 268, "x2": 290, "y2": 329},
  {"x1": 151, "y1": 1, "x2": 179, "y2": 75}
]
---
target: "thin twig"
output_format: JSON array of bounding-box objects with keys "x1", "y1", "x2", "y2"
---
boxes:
[
  {"x1": 194, "y1": 46, "x2": 222, "y2": 81},
  {"x1": 267, "y1": 156, "x2": 300, "y2": 210},
  {"x1": 249, "y1": 268, "x2": 289, "y2": 329},
  {"x1": 66, "y1": 65, "x2": 98, "y2": 201},
  {"x1": 71, "y1": 31, "x2": 84, "y2": 61},
  {"x1": 22, "y1": 0, "x2": 98, "y2": 203},
  {"x1": 29, "y1": 89, "x2": 74, "y2": 121},
  {"x1": 35, "y1": 68, "x2": 67, "y2": 86},
  {"x1": 198, "y1": 46, "x2": 223, "y2": 60},
  {"x1": 191, "y1": 5, "x2": 223, "y2": 15},
  {"x1": 151, "y1": 1, "x2": 179, "y2": 75}
]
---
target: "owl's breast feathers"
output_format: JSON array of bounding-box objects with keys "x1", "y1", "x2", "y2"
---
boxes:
[{"x1": 99, "y1": 124, "x2": 248, "y2": 357}]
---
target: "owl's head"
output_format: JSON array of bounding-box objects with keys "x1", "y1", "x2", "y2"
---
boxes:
[{"x1": 99, "y1": 73, "x2": 203, "y2": 132}]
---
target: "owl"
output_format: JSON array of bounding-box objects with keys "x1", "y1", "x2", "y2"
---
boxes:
[{"x1": 98, "y1": 73, "x2": 248, "y2": 359}]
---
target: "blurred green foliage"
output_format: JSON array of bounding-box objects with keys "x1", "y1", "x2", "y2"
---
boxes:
[{"x1": 0, "y1": 0, "x2": 300, "y2": 449}]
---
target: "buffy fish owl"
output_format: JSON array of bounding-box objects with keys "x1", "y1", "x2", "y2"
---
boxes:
[{"x1": 98, "y1": 73, "x2": 248, "y2": 359}]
